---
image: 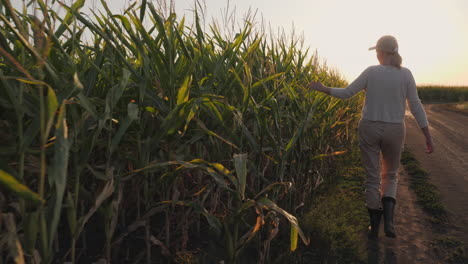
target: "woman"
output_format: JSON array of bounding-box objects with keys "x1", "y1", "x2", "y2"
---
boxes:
[{"x1": 308, "y1": 35, "x2": 434, "y2": 239}]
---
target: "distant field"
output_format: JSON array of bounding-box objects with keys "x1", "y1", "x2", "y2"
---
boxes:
[{"x1": 417, "y1": 85, "x2": 468, "y2": 103}]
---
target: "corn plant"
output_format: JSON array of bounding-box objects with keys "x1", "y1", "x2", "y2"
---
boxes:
[{"x1": 0, "y1": 0, "x2": 363, "y2": 263}]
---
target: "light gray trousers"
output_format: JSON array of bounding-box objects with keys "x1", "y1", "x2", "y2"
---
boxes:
[{"x1": 358, "y1": 119, "x2": 406, "y2": 210}]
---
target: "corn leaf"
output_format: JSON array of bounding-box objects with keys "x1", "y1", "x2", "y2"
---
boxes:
[
  {"x1": 257, "y1": 197, "x2": 309, "y2": 246},
  {"x1": 233, "y1": 153, "x2": 248, "y2": 200},
  {"x1": 55, "y1": 0, "x2": 86, "y2": 38},
  {"x1": 47, "y1": 114, "x2": 70, "y2": 249},
  {"x1": 177, "y1": 75, "x2": 192, "y2": 105},
  {"x1": 140, "y1": 0, "x2": 147, "y2": 21},
  {"x1": 290, "y1": 225, "x2": 298, "y2": 252},
  {"x1": 76, "y1": 93, "x2": 99, "y2": 120},
  {"x1": 66, "y1": 193, "x2": 77, "y2": 237},
  {"x1": 23, "y1": 211, "x2": 40, "y2": 254},
  {"x1": 0, "y1": 170, "x2": 43, "y2": 205},
  {"x1": 46, "y1": 87, "x2": 58, "y2": 130},
  {"x1": 105, "y1": 68, "x2": 131, "y2": 119},
  {"x1": 252, "y1": 72, "x2": 285, "y2": 89},
  {"x1": 110, "y1": 102, "x2": 139, "y2": 153},
  {"x1": 76, "y1": 178, "x2": 114, "y2": 238}
]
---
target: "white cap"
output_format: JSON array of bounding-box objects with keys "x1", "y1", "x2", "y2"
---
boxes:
[{"x1": 369, "y1": 35, "x2": 399, "y2": 54}]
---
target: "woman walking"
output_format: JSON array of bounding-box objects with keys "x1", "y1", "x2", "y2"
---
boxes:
[{"x1": 308, "y1": 35, "x2": 434, "y2": 239}]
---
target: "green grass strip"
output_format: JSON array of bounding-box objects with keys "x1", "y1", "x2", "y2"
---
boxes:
[
  {"x1": 431, "y1": 236, "x2": 468, "y2": 263},
  {"x1": 401, "y1": 150, "x2": 468, "y2": 263},
  {"x1": 299, "y1": 165, "x2": 368, "y2": 263},
  {"x1": 400, "y1": 150, "x2": 447, "y2": 221}
]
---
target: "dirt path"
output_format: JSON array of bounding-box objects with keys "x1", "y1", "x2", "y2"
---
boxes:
[
  {"x1": 405, "y1": 104, "x2": 468, "y2": 244},
  {"x1": 367, "y1": 104, "x2": 468, "y2": 263},
  {"x1": 367, "y1": 167, "x2": 439, "y2": 263}
]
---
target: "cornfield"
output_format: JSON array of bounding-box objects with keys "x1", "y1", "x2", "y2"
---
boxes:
[
  {"x1": 417, "y1": 85, "x2": 468, "y2": 103},
  {"x1": 0, "y1": 0, "x2": 363, "y2": 263}
]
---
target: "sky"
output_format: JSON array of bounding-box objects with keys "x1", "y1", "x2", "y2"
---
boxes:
[
  {"x1": 14, "y1": 0, "x2": 468, "y2": 86},
  {"x1": 172, "y1": 0, "x2": 468, "y2": 86}
]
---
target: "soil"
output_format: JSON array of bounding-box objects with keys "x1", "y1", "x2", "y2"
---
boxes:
[
  {"x1": 367, "y1": 167, "x2": 439, "y2": 263},
  {"x1": 367, "y1": 104, "x2": 468, "y2": 263},
  {"x1": 405, "y1": 105, "x2": 468, "y2": 244}
]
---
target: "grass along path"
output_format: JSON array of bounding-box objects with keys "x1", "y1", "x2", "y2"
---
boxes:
[
  {"x1": 403, "y1": 105, "x2": 468, "y2": 263},
  {"x1": 400, "y1": 151, "x2": 446, "y2": 222},
  {"x1": 401, "y1": 150, "x2": 467, "y2": 263},
  {"x1": 289, "y1": 144, "x2": 453, "y2": 263},
  {"x1": 296, "y1": 148, "x2": 369, "y2": 263}
]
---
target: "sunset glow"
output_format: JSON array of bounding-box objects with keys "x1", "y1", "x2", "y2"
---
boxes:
[
  {"x1": 53, "y1": 0, "x2": 468, "y2": 85},
  {"x1": 175, "y1": 0, "x2": 468, "y2": 86}
]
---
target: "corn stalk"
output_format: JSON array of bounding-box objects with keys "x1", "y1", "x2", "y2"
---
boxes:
[{"x1": 0, "y1": 0, "x2": 362, "y2": 263}]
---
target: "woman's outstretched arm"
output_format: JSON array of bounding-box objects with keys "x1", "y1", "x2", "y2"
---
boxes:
[
  {"x1": 308, "y1": 81, "x2": 331, "y2": 95},
  {"x1": 308, "y1": 67, "x2": 369, "y2": 99}
]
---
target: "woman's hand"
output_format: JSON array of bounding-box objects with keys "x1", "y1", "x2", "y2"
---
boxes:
[
  {"x1": 308, "y1": 81, "x2": 324, "y2": 91},
  {"x1": 421, "y1": 126, "x2": 434, "y2": 154},
  {"x1": 425, "y1": 137, "x2": 434, "y2": 154},
  {"x1": 308, "y1": 81, "x2": 331, "y2": 95}
]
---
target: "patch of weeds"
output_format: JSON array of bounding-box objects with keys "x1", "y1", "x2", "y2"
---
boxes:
[
  {"x1": 431, "y1": 236, "x2": 468, "y2": 263},
  {"x1": 400, "y1": 150, "x2": 447, "y2": 221},
  {"x1": 300, "y1": 165, "x2": 368, "y2": 263}
]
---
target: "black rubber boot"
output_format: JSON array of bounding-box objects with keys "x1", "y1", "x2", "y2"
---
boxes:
[
  {"x1": 367, "y1": 207, "x2": 383, "y2": 239},
  {"x1": 382, "y1": 197, "x2": 396, "y2": 238}
]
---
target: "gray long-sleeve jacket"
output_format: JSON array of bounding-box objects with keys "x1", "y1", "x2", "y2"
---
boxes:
[{"x1": 330, "y1": 65, "x2": 429, "y2": 128}]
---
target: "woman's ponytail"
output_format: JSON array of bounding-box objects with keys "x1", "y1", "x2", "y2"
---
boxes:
[{"x1": 388, "y1": 52, "x2": 402, "y2": 69}]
